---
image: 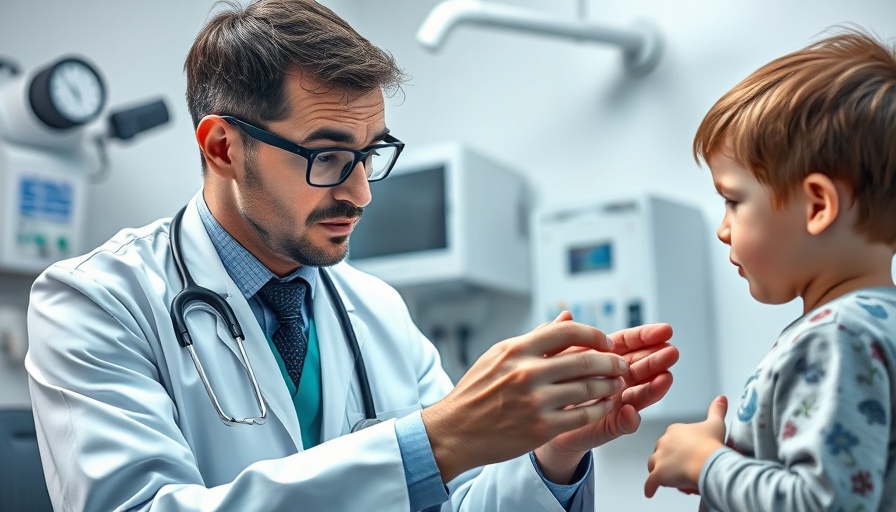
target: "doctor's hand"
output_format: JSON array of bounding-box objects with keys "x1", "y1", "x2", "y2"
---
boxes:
[
  {"x1": 644, "y1": 396, "x2": 728, "y2": 498},
  {"x1": 535, "y1": 318, "x2": 679, "y2": 484},
  {"x1": 423, "y1": 313, "x2": 678, "y2": 483},
  {"x1": 421, "y1": 316, "x2": 627, "y2": 483}
]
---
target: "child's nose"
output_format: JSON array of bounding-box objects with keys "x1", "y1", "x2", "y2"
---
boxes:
[{"x1": 717, "y1": 223, "x2": 731, "y2": 245}]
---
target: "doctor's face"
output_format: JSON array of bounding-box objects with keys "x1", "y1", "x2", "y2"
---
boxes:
[{"x1": 234, "y1": 75, "x2": 384, "y2": 273}]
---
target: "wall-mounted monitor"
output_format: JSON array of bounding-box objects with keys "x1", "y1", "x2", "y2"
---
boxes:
[{"x1": 348, "y1": 142, "x2": 530, "y2": 296}]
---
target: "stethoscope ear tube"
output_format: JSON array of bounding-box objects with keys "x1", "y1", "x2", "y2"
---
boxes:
[
  {"x1": 169, "y1": 207, "x2": 245, "y2": 346},
  {"x1": 168, "y1": 206, "x2": 266, "y2": 425},
  {"x1": 317, "y1": 267, "x2": 378, "y2": 425}
]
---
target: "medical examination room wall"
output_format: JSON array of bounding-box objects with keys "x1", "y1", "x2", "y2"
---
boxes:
[{"x1": 1, "y1": 1, "x2": 896, "y2": 510}]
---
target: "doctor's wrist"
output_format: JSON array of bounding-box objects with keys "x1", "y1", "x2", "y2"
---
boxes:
[{"x1": 421, "y1": 408, "x2": 466, "y2": 483}]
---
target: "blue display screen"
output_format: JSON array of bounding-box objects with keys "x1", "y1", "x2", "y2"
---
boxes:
[
  {"x1": 568, "y1": 242, "x2": 613, "y2": 274},
  {"x1": 19, "y1": 177, "x2": 73, "y2": 223}
]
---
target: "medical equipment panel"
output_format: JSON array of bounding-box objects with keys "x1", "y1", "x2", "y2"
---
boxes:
[
  {"x1": 0, "y1": 145, "x2": 88, "y2": 273},
  {"x1": 349, "y1": 142, "x2": 530, "y2": 296},
  {"x1": 0, "y1": 55, "x2": 169, "y2": 275},
  {"x1": 532, "y1": 195, "x2": 717, "y2": 419}
]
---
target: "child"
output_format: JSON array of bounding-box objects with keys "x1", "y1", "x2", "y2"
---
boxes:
[{"x1": 644, "y1": 28, "x2": 896, "y2": 511}]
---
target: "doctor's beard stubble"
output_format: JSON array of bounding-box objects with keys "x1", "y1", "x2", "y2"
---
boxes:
[{"x1": 242, "y1": 155, "x2": 365, "y2": 267}]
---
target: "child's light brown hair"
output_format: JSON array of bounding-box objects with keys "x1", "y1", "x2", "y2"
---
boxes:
[{"x1": 694, "y1": 27, "x2": 896, "y2": 244}]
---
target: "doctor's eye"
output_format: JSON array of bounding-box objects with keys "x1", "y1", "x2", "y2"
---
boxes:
[
  {"x1": 362, "y1": 151, "x2": 381, "y2": 167},
  {"x1": 315, "y1": 153, "x2": 338, "y2": 165}
]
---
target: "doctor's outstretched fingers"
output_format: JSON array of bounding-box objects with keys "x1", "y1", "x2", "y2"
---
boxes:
[{"x1": 421, "y1": 319, "x2": 678, "y2": 483}]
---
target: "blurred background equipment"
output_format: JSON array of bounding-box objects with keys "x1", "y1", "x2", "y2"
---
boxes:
[
  {"x1": 0, "y1": 408, "x2": 52, "y2": 512},
  {"x1": 417, "y1": 0, "x2": 663, "y2": 76},
  {"x1": 532, "y1": 195, "x2": 718, "y2": 420},
  {"x1": 0, "y1": 54, "x2": 170, "y2": 275},
  {"x1": 349, "y1": 141, "x2": 531, "y2": 297}
]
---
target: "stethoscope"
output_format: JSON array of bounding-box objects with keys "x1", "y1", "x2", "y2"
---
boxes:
[{"x1": 168, "y1": 206, "x2": 380, "y2": 432}]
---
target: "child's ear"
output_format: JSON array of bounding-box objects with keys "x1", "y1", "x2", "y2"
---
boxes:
[{"x1": 801, "y1": 173, "x2": 839, "y2": 235}]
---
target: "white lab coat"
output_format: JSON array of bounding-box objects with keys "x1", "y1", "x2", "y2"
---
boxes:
[{"x1": 25, "y1": 195, "x2": 593, "y2": 512}]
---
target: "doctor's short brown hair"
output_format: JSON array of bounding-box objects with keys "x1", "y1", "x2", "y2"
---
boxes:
[
  {"x1": 183, "y1": 0, "x2": 406, "y2": 147},
  {"x1": 693, "y1": 27, "x2": 896, "y2": 244}
]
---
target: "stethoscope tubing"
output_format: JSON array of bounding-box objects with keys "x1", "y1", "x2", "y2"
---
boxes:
[
  {"x1": 168, "y1": 205, "x2": 378, "y2": 429},
  {"x1": 316, "y1": 266, "x2": 377, "y2": 425}
]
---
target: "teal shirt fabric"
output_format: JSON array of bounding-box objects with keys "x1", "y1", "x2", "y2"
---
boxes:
[{"x1": 265, "y1": 318, "x2": 323, "y2": 448}]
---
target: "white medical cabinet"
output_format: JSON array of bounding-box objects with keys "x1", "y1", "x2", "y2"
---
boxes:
[{"x1": 532, "y1": 195, "x2": 717, "y2": 419}]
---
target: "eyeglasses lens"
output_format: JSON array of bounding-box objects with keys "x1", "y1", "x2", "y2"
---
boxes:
[{"x1": 309, "y1": 146, "x2": 398, "y2": 185}]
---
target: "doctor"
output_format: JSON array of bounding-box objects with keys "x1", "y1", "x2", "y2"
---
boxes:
[{"x1": 25, "y1": 0, "x2": 679, "y2": 510}]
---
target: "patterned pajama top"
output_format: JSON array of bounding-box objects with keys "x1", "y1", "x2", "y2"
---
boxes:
[{"x1": 699, "y1": 287, "x2": 896, "y2": 512}]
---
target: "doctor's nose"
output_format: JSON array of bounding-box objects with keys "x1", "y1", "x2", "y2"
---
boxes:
[{"x1": 332, "y1": 161, "x2": 372, "y2": 208}]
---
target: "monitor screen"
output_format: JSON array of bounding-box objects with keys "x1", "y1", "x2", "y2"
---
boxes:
[
  {"x1": 348, "y1": 166, "x2": 447, "y2": 260},
  {"x1": 567, "y1": 241, "x2": 613, "y2": 274},
  {"x1": 19, "y1": 176, "x2": 73, "y2": 224}
]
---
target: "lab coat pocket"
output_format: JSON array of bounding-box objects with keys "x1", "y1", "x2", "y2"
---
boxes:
[{"x1": 346, "y1": 403, "x2": 421, "y2": 431}]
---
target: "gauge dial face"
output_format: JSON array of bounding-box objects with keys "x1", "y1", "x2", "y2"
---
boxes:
[
  {"x1": 29, "y1": 56, "x2": 107, "y2": 129},
  {"x1": 48, "y1": 60, "x2": 104, "y2": 123}
]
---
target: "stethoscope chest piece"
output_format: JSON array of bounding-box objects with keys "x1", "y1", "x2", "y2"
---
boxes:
[{"x1": 351, "y1": 418, "x2": 382, "y2": 433}]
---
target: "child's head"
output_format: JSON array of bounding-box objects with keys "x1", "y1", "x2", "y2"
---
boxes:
[{"x1": 694, "y1": 27, "x2": 896, "y2": 245}]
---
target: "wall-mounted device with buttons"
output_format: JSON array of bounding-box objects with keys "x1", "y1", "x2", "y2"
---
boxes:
[
  {"x1": 0, "y1": 54, "x2": 169, "y2": 274},
  {"x1": 531, "y1": 195, "x2": 717, "y2": 420}
]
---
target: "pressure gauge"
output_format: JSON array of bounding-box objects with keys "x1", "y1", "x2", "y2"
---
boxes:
[{"x1": 28, "y1": 56, "x2": 106, "y2": 129}]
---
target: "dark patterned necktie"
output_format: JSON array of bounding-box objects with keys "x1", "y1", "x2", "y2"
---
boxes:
[{"x1": 257, "y1": 278, "x2": 308, "y2": 388}]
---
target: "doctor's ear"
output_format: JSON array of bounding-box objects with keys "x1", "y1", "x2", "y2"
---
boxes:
[
  {"x1": 195, "y1": 115, "x2": 242, "y2": 178},
  {"x1": 801, "y1": 173, "x2": 839, "y2": 236}
]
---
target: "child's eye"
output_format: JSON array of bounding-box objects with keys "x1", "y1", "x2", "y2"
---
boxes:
[{"x1": 725, "y1": 199, "x2": 738, "y2": 211}]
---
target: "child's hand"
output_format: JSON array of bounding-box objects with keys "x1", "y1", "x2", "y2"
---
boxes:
[{"x1": 644, "y1": 396, "x2": 729, "y2": 498}]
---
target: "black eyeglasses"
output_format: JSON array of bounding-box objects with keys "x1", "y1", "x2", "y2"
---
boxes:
[{"x1": 221, "y1": 115, "x2": 405, "y2": 187}]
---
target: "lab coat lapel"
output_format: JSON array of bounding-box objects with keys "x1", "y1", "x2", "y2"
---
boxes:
[
  {"x1": 316, "y1": 268, "x2": 367, "y2": 441},
  {"x1": 179, "y1": 195, "x2": 303, "y2": 449}
]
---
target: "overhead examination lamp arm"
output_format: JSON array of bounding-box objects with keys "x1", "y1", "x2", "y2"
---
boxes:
[{"x1": 417, "y1": 0, "x2": 663, "y2": 76}]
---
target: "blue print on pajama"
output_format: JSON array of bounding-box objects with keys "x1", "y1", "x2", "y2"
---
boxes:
[
  {"x1": 858, "y1": 301, "x2": 888, "y2": 319},
  {"x1": 825, "y1": 422, "x2": 859, "y2": 456},
  {"x1": 858, "y1": 399, "x2": 886, "y2": 425},
  {"x1": 795, "y1": 357, "x2": 826, "y2": 383},
  {"x1": 737, "y1": 372, "x2": 759, "y2": 422}
]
